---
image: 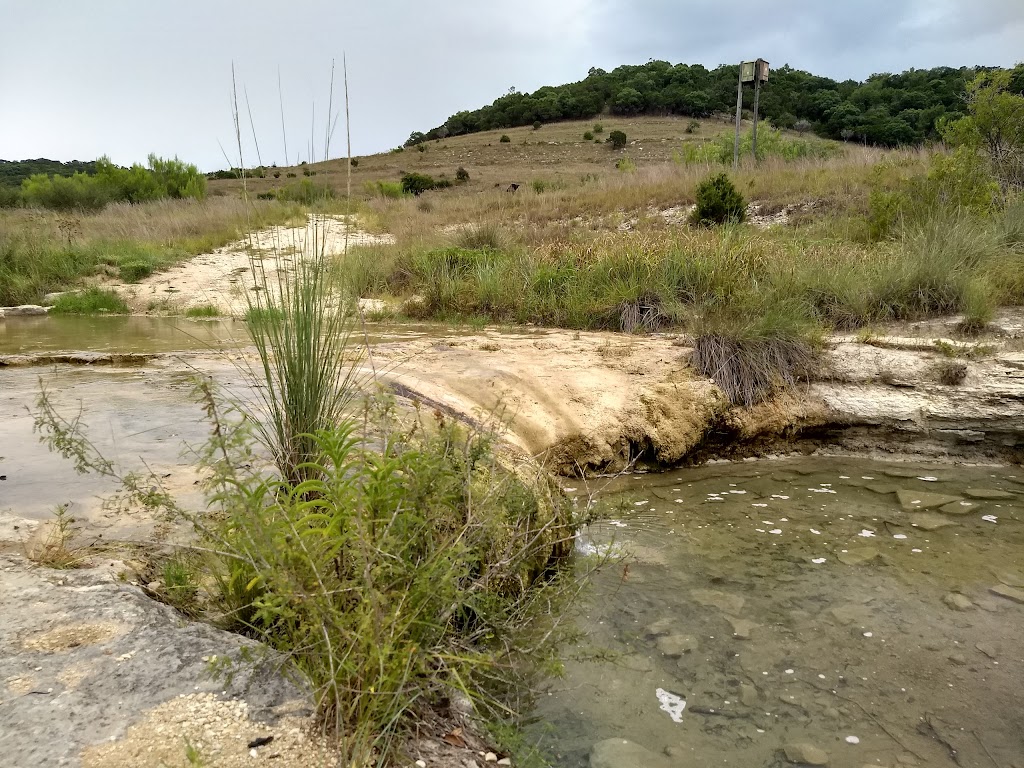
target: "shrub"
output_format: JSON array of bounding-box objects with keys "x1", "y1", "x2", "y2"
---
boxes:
[
  {"x1": 583, "y1": 131, "x2": 594, "y2": 141},
  {"x1": 690, "y1": 173, "x2": 746, "y2": 226},
  {"x1": 401, "y1": 172, "x2": 438, "y2": 196},
  {"x1": 794, "y1": 119, "x2": 813, "y2": 134},
  {"x1": 615, "y1": 157, "x2": 637, "y2": 172},
  {"x1": 49, "y1": 287, "x2": 129, "y2": 314},
  {"x1": 455, "y1": 166, "x2": 470, "y2": 183},
  {"x1": 531, "y1": 179, "x2": 547, "y2": 194},
  {"x1": 416, "y1": 144, "x2": 427, "y2": 153},
  {"x1": 499, "y1": 134, "x2": 511, "y2": 143},
  {"x1": 532, "y1": 120, "x2": 542, "y2": 130},
  {"x1": 350, "y1": 158, "x2": 359, "y2": 167},
  {"x1": 607, "y1": 130, "x2": 627, "y2": 149},
  {"x1": 593, "y1": 123, "x2": 604, "y2": 134},
  {"x1": 286, "y1": 172, "x2": 297, "y2": 178},
  {"x1": 686, "y1": 120, "x2": 700, "y2": 134}
]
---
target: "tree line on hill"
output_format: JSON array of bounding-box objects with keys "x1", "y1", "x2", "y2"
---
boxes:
[
  {"x1": 407, "y1": 61, "x2": 1024, "y2": 149},
  {"x1": 0, "y1": 158, "x2": 98, "y2": 187}
]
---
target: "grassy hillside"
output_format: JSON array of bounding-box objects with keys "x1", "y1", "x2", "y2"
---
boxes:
[{"x1": 209, "y1": 115, "x2": 849, "y2": 201}]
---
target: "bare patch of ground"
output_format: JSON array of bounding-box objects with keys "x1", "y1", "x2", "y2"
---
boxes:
[{"x1": 111, "y1": 215, "x2": 394, "y2": 317}]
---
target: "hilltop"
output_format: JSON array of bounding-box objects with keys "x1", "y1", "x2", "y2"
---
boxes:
[{"x1": 410, "y1": 61, "x2": 1024, "y2": 148}]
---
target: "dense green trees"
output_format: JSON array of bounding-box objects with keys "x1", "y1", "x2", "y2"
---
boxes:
[{"x1": 415, "y1": 61, "x2": 1024, "y2": 148}]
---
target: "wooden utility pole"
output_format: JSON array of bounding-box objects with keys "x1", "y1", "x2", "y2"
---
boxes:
[
  {"x1": 733, "y1": 62, "x2": 744, "y2": 169},
  {"x1": 751, "y1": 73, "x2": 762, "y2": 160}
]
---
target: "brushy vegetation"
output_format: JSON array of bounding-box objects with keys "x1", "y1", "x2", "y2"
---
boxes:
[
  {"x1": 12, "y1": 155, "x2": 207, "y2": 212},
  {"x1": 49, "y1": 287, "x2": 129, "y2": 315},
  {"x1": 0, "y1": 197, "x2": 301, "y2": 305},
  {"x1": 34, "y1": 206, "x2": 584, "y2": 766}
]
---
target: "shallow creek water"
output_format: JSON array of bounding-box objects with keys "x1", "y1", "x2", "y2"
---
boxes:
[
  {"x1": 3, "y1": 318, "x2": 1024, "y2": 767},
  {"x1": 534, "y1": 460, "x2": 1024, "y2": 767}
]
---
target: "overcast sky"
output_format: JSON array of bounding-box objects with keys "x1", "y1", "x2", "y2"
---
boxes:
[{"x1": 1, "y1": 0, "x2": 1021, "y2": 171}]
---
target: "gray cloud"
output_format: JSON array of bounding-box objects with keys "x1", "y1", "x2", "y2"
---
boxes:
[{"x1": 0, "y1": 1, "x2": 1020, "y2": 170}]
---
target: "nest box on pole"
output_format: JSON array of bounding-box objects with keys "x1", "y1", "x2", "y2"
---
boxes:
[{"x1": 733, "y1": 58, "x2": 770, "y2": 168}]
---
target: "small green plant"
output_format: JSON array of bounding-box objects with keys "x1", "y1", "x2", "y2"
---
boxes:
[
  {"x1": 593, "y1": 122, "x2": 604, "y2": 134},
  {"x1": 531, "y1": 179, "x2": 547, "y2": 194},
  {"x1": 615, "y1": 157, "x2": 636, "y2": 172},
  {"x1": 607, "y1": 130, "x2": 627, "y2": 149},
  {"x1": 350, "y1": 158, "x2": 359, "y2": 167},
  {"x1": 532, "y1": 120, "x2": 542, "y2": 130},
  {"x1": 117, "y1": 259, "x2": 154, "y2": 282},
  {"x1": 690, "y1": 173, "x2": 746, "y2": 226},
  {"x1": 243, "y1": 306, "x2": 285, "y2": 324},
  {"x1": 49, "y1": 288, "x2": 129, "y2": 315},
  {"x1": 499, "y1": 134, "x2": 511, "y2": 143},
  {"x1": 286, "y1": 172, "x2": 297, "y2": 178},
  {"x1": 24, "y1": 504, "x2": 88, "y2": 569},
  {"x1": 183, "y1": 737, "x2": 207, "y2": 767},
  {"x1": 686, "y1": 120, "x2": 700, "y2": 134},
  {"x1": 583, "y1": 131, "x2": 594, "y2": 141},
  {"x1": 185, "y1": 304, "x2": 220, "y2": 318},
  {"x1": 455, "y1": 166, "x2": 470, "y2": 183},
  {"x1": 416, "y1": 143, "x2": 427, "y2": 153}
]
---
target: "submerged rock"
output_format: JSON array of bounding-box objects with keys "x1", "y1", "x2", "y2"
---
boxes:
[
  {"x1": 690, "y1": 589, "x2": 745, "y2": 614},
  {"x1": 783, "y1": 742, "x2": 830, "y2": 765},
  {"x1": 964, "y1": 488, "x2": 1015, "y2": 500},
  {"x1": 656, "y1": 634, "x2": 698, "y2": 657},
  {"x1": 896, "y1": 490, "x2": 963, "y2": 511},
  {"x1": 989, "y1": 584, "x2": 1024, "y2": 604},
  {"x1": 838, "y1": 547, "x2": 880, "y2": 566},
  {"x1": 590, "y1": 739, "x2": 672, "y2": 768},
  {"x1": 909, "y1": 512, "x2": 959, "y2": 531},
  {"x1": 943, "y1": 593, "x2": 975, "y2": 611},
  {"x1": 940, "y1": 500, "x2": 980, "y2": 515}
]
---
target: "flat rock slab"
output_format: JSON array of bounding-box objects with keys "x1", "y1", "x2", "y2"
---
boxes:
[
  {"x1": 590, "y1": 739, "x2": 672, "y2": 768},
  {"x1": 726, "y1": 616, "x2": 758, "y2": 639},
  {"x1": 656, "y1": 634, "x2": 699, "y2": 657},
  {"x1": 940, "y1": 500, "x2": 980, "y2": 515},
  {"x1": 838, "y1": 547, "x2": 880, "y2": 566},
  {"x1": 964, "y1": 488, "x2": 1016, "y2": 500},
  {"x1": 989, "y1": 584, "x2": 1024, "y2": 604},
  {"x1": 0, "y1": 555, "x2": 304, "y2": 768},
  {"x1": 691, "y1": 589, "x2": 745, "y2": 614},
  {"x1": 992, "y1": 569, "x2": 1024, "y2": 588},
  {"x1": 896, "y1": 490, "x2": 963, "y2": 511},
  {"x1": 909, "y1": 512, "x2": 960, "y2": 531},
  {"x1": 1, "y1": 304, "x2": 48, "y2": 316}
]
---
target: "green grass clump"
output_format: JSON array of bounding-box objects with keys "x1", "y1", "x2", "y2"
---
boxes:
[
  {"x1": 49, "y1": 288, "x2": 129, "y2": 314},
  {"x1": 185, "y1": 304, "x2": 220, "y2": 318}
]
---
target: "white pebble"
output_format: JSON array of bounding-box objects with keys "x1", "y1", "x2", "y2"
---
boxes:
[{"x1": 845, "y1": 735, "x2": 860, "y2": 744}]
